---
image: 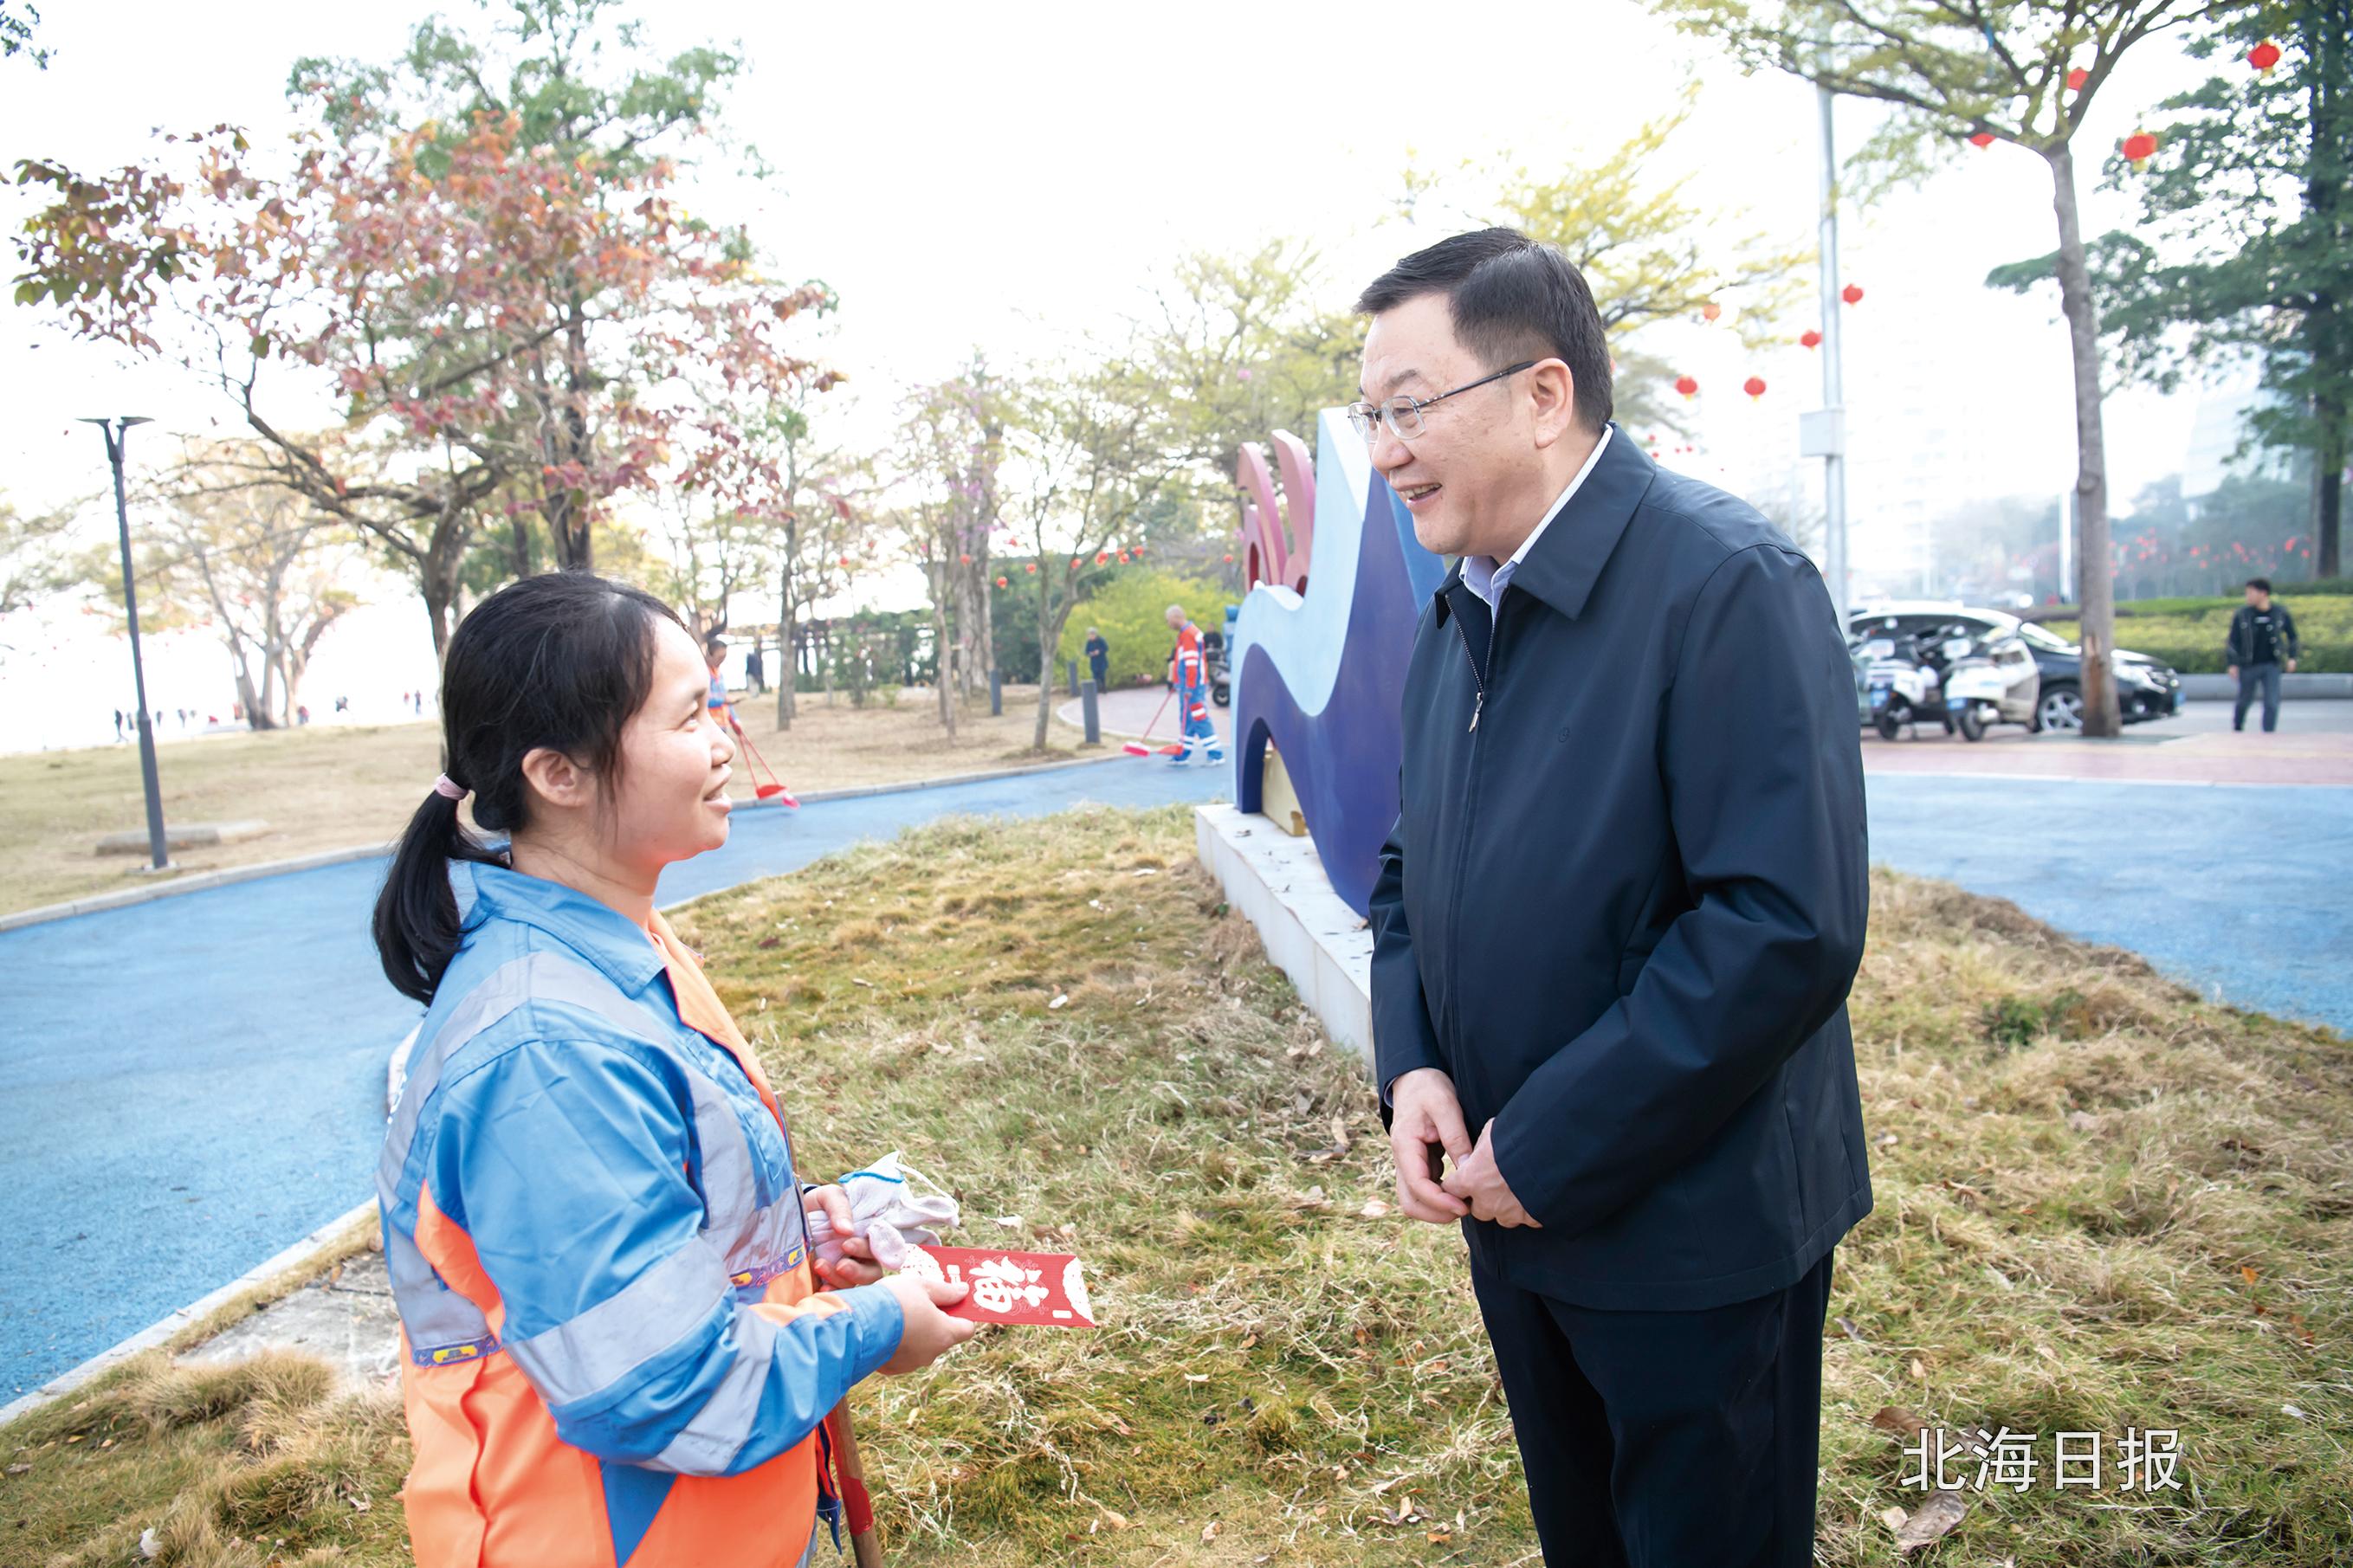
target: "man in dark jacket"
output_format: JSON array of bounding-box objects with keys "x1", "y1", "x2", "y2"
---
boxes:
[
  {"x1": 1084, "y1": 626, "x2": 1111, "y2": 692},
  {"x1": 1361, "y1": 228, "x2": 1871, "y2": 1568},
  {"x1": 2226, "y1": 577, "x2": 2300, "y2": 732}
]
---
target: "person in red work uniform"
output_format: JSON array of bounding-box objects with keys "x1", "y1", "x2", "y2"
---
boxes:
[
  {"x1": 372, "y1": 572, "x2": 975, "y2": 1568},
  {"x1": 1164, "y1": 603, "x2": 1225, "y2": 766}
]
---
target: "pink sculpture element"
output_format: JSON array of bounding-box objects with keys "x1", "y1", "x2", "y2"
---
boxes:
[{"x1": 1237, "y1": 430, "x2": 1315, "y2": 593}]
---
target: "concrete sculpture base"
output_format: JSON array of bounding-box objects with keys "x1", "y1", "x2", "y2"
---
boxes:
[{"x1": 1194, "y1": 803, "x2": 1372, "y2": 1071}]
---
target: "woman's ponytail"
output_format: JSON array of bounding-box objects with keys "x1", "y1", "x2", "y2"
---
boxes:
[{"x1": 373, "y1": 783, "x2": 501, "y2": 1004}]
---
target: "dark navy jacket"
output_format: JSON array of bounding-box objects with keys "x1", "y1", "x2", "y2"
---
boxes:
[{"x1": 1369, "y1": 429, "x2": 1871, "y2": 1311}]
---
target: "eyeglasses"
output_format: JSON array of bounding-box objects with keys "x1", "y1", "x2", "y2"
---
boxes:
[{"x1": 1346, "y1": 361, "x2": 1537, "y2": 447}]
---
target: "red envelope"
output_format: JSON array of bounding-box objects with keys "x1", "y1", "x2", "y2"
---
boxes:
[{"x1": 900, "y1": 1244, "x2": 1097, "y2": 1327}]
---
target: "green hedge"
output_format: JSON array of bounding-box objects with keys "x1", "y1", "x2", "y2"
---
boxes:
[
  {"x1": 2033, "y1": 590, "x2": 2353, "y2": 674},
  {"x1": 1056, "y1": 570, "x2": 1232, "y2": 689},
  {"x1": 2039, "y1": 579, "x2": 2353, "y2": 621}
]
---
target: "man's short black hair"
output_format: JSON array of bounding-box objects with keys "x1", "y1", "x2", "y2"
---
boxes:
[
  {"x1": 1355, "y1": 227, "x2": 1613, "y2": 433},
  {"x1": 2247, "y1": 577, "x2": 2272, "y2": 594}
]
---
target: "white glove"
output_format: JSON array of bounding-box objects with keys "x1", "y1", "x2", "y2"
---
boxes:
[{"x1": 805, "y1": 1151, "x2": 960, "y2": 1270}]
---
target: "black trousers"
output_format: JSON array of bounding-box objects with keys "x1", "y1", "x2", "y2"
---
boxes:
[{"x1": 1471, "y1": 1249, "x2": 1834, "y2": 1568}]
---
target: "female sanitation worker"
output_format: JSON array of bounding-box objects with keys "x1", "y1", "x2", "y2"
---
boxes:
[{"x1": 372, "y1": 573, "x2": 974, "y2": 1567}]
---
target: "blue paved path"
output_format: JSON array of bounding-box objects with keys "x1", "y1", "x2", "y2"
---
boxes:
[
  {"x1": 0, "y1": 758, "x2": 1226, "y2": 1397},
  {"x1": 3, "y1": 761, "x2": 2346, "y2": 1397},
  {"x1": 1865, "y1": 776, "x2": 2353, "y2": 1038}
]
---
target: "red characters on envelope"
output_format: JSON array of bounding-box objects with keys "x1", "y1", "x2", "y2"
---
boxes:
[{"x1": 901, "y1": 1245, "x2": 1096, "y2": 1328}]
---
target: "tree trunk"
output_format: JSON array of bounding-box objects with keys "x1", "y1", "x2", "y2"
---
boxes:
[
  {"x1": 2306, "y1": 8, "x2": 2345, "y2": 579},
  {"x1": 976, "y1": 553, "x2": 997, "y2": 699},
  {"x1": 932, "y1": 558, "x2": 958, "y2": 739},
  {"x1": 2046, "y1": 143, "x2": 2122, "y2": 737},
  {"x1": 1032, "y1": 576, "x2": 1063, "y2": 752},
  {"x1": 223, "y1": 631, "x2": 270, "y2": 731},
  {"x1": 775, "y1": 545, "x2": 798, "y2": 730},
  {"x1": 543, "y1": 313, "x2": 596, "y2": 571},
  {"x1": 2317, "y1": 398, "x2": 2344, "y2": 579}
]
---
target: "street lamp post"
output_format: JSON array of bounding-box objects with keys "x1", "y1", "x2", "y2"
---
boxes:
[
  {"x1": 1813, "y1": 84, "x2": 1851, "y2": 628},
  {"x1": 81, "y1": 416, "x2": 170, "y2": 873}
]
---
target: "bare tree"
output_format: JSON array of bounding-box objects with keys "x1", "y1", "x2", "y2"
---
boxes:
[{"x1": 1002, "y1": 358, "x2": 1179, "y2": 751}]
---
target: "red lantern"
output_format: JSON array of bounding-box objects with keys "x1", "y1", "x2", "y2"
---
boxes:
[
  {"x1": 1700, "y1": 300, "x2": 1722, "y2": 323},
  {"x1": 2247, "y1": 40, "x2": 2280, "y2": 74},
  {"x1": 959, "y1": 553, "x2": 971, "y2": 565},
  {"x1": 995, "y1": 576, "x2": 1008, "y2": 589},
  {"x1": 1841, "y1": 283, "x2": 1864, "y2": 306},
  {"x1": 2066, "y1": 66, "x2": 2089, "y2": 90},
  {"x1": 1800, "y1": 329, "x2": 1822, "y2": 350},
  {"x1": 1968, "y1": 131, "x2": 1996, "y2": 149},
  {"x1": 1070, "y1": 557, "x2": 1082, "y2": 571},
  {"x1": 838, "y1": 555, "x2": 852, "y2": 568},
  {"x1": 1674, "y1": 374, "x2": 1699, "y2": 399},
  {"x1": 1131, "y1": 545, "x2": 1144, "y2": 556},
  {"x1": 1025, "y1": 562, "x2": 1037, "y2": 573},
  {"x1": 1223, "y1": 552, "x2": 1235, "y2": 563},
  {"x1": 2122, "y1": 131, "x2": 2158, "y2": 168},
  {"x1": 1742, "y1": 376, "x2": 1768, "y2": 401},
  {"x1": 1096, "y1": 551, "x2": 1109, "y2": 565}
]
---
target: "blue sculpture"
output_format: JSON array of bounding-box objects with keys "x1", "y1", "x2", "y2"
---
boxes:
[{"x1": 1229, "y1": 409, "x2": 1445, "y2": 915}]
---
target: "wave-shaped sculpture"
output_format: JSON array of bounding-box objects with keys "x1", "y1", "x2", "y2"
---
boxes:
[
  {"x1": 1237, "y1": 432, "x2": 1315, "y2": 594},
  {"x1": 1231, "y1": 409, "x2": 1446, "y2": 915}
]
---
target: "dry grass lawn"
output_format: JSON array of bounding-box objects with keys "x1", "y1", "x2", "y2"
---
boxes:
[
  {"x1": 3, "y1": 807, "x2": 2347, "y2": 1566},
  {"x1": 0, "y1": 686, "x2": 1084, "y2": 916}
]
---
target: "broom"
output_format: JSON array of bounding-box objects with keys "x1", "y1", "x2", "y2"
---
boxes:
[
  {"x1": 1121, "y1": 689, "x2": 1182, "y2": 757},
  {"x1": 826, "y1": 1401, "x2": 883, "y2": 1567},
  {"x1": 730, "y1": 719, "x2": 799, "y2": 807}
]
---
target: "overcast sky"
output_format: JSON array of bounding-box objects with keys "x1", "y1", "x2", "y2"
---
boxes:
[{"x1": 0, "y1": 0, "x2": 2229, "y2": 747}]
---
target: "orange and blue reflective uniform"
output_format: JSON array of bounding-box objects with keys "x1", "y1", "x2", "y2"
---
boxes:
[
  {"x1": 1169, "y1": 623, "x2": 1222, "y2": 761},
  {"x1": 707, "y1": 671, "x2": 740, "y2": 733},
  {"x1": 378, "y1": 861, "x2": 904, "y2": 1567}
]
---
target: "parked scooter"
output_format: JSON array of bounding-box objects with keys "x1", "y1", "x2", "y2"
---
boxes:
[
  {"x1": 1942, "y1": 629, "x2": 2041, "y2": 741},
  {"x1": 1861, "y1": 627, "x2": 1961, "y2": 740}
]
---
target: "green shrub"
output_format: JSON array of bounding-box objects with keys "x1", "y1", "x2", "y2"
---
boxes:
[
  {"x1": 1055, "y1": 568, "x2": 1232, "y2": 689},
  {"x1": 2031, "y1": 590, "x2": 2353, "y2": 673}
]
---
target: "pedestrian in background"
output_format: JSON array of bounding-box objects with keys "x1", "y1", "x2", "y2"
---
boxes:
[
  {"x1": 2227, "y1": 576, "x2": 2300, "y2": 733},
  {"x1": 1163, "y1": 605, "x2": 1223, "y2": 766},
  {"x1": 1084, "y1": 626, "x2": 1110, "y2": 692}
]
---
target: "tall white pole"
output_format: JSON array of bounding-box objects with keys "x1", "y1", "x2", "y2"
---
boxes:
[{"x1": 1817, "y1": 84, "x2": 1850, "y2": 626}]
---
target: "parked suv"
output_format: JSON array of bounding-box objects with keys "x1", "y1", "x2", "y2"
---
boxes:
[{"x1": 1847, "y1": 602, "x2": 2182, "y2": 732}]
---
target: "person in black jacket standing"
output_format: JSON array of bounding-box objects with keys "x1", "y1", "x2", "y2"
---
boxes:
[
  {"x1": 1361, "y1": 228, "x2": 1871, "y2": 1568},
  {"x1": 2227, "y1": 578, "x2": 2300, "y2": 732}
]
